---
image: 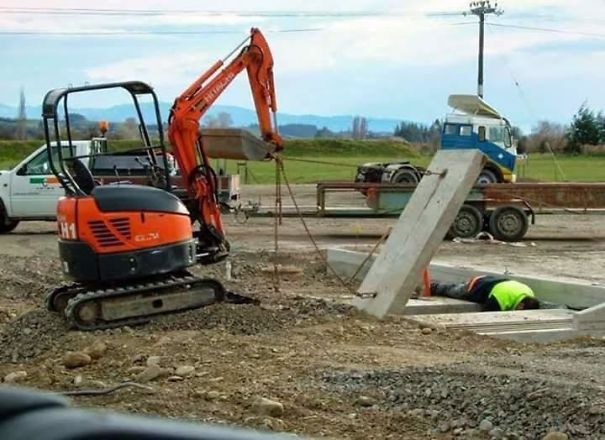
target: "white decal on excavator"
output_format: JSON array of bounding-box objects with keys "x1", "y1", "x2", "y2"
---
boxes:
[
  {"x1": 204, "y1": 72, "x2": 236, "y2": 104},
  {"x1": 58, "y1": 221, "x2": 76, "y2": 239},
  {"x1": 134, "y1": 232, "x2": 160, "y2": 242}
]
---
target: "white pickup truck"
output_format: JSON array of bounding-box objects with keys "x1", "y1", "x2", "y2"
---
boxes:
[
  {"x1": 0, "y1": 141, "x2": 93, "y2": 232},
  {"x1": 0, "y1": 141, "x2": 179, "y2": 233},
  {"x1": 0, "y1": 141, "x2": 239, "y2": 233}
]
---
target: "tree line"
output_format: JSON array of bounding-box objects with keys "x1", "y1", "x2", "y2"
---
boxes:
[
  {"x1": 520, "y1": 105, "x2": 605, "y2": 155},
  {"x1": 2, "y1": 93, "x2": 604, "y2": 155}
]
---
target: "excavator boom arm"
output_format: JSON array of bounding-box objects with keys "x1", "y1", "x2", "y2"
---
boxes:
[{"x1": 168, "y1": 28, "x2": 282, "y2": 258}]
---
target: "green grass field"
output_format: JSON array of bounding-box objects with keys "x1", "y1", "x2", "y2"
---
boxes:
[{"x1": 1, "y1": 139, "x2": 603, "y2": 183}]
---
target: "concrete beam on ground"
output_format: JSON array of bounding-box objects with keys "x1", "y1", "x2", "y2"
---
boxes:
[
  {"x1": 407, "y1": 309, "x2": 577, "y2": 342},
  {"x1": 355, "y1": 150, "x2": 484, "y2": 318},
  {"x1": 328, "y1": 248, "x2": 605, "y2": 310},
  {"x1": 352, "y1": 296, "x2": 481, "y2": 315},
  {"x1": 574, "y1": 302, "x2": 605, "y2": 330}
]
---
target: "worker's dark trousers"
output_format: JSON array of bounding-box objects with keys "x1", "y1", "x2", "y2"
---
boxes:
[{"x1": 430, "y1": 282, "x2": 470, "y2": 300}]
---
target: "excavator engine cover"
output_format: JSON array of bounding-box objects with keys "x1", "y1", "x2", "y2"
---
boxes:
[{"x1": 57, "y1": 184, "x2": 195, "y2": 283}]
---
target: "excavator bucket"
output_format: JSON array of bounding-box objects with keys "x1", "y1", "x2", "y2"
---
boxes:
[{"x1": 200, "y1": 128, "x2": 276, "y2": 161}]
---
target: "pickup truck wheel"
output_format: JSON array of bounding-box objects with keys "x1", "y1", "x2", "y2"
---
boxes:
[
  {"x1": 0, "y1": 216, "x2": 19, "y2": 233},
  {"x1": 392, "y1": 168, "x2": 419, "y2": 184},
  {"x1": 447, "y1": 204, "x2": 483, "y2": 239},
  {"x1": 476, "y1": 168, "x2": 499, "y2": 185},
  {"x1": 488, "y1": 205, "x2": 528, "y2": 242}
]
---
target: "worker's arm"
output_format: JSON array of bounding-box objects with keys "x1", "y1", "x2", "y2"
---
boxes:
[{"x1": 483, "y1": 296, "x2": 502, "y2": 311}]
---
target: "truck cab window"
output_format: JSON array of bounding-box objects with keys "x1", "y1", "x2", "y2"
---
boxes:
[
  {"x1": 478, "y1": 126, "x2": 486, "y2": 141},
  {"x1": 444, "y1": 124, "x2": 457, "y2": 135},
  {"x1": 460, "y1": 125, "x2": 472, "y2": 136},
  {"x1": 504, "y1": 127, "x2": 512, "y2": 148},
  {"x1": 22, "y1": 151, "x2": 51, "y2": 175},
  {"x1": 23, "y1": 147, "x2": 74, "y2": 175},
  {"x1": 489, "y1": 127, "x2": 504, "y2": 143}
]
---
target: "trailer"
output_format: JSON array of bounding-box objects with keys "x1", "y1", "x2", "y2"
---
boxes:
[{"x1": 244, "y1": 181, "x2": 605, "y2": 242}]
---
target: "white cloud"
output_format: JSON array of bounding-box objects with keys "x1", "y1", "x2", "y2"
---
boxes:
[
  {"x1": 86, "y1": 52, "x2": 215, "y2": 87},
  {"x1": 3, "y1": 0, "x2": 605, "y2": 124}
]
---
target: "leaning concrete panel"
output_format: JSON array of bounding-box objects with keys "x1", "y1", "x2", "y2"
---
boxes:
[{"x1": 355, "y1": 150, "x2": 484, "y2": 318}]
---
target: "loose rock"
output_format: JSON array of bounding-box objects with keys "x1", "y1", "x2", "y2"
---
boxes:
[
  {"x1": 63, "y1": 351, "x2": 92, "y2": 369},
  {"x1": 489, "y1": 427, "x2": 504, "y2": 439},
  {"x1": 542, "y1": 433, "x2": 569, "y2": 440},
  {"x1": 438, "y1": 421, "x2": 450, "y2": 433},
  {"x1": 175, "y1": 365, "x2": 195, "y2": 377},
  {"x1": 421, "y1": 327, "x2": 432, "y2": 335},
  {"x1": 135, "y1": 365, "x2": 169, "y2": 382},
  {"x1": 167, "y1": 375, "x2": 184, "y2": 382},
  {"x1": 84, "y1": 341, "x2": 107, "y2": 360},
  {"x1": 355, "y1": 395, "x2": 376, "y2": 407},
  {"x1": 478, "y1": 419, "x2": 493, "y2": 432},
  {"x1": 250, "y1": 397, "x2": 284, "y2": 417},
  {"x1": 146, "y1": 356, "x2": 161, "y2": 366},
  {"x1": 4, "y1": 371, "x2": 27, "y2": 383},
  {"x1": 205, "y1": 390, "x2": 220, "y2": 400}
]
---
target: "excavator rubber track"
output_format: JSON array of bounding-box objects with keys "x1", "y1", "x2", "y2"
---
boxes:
[{"x1": 49, "y1": 272, "x2": 256, "y2": 331}]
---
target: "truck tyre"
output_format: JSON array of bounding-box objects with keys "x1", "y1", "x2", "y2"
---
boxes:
[
  {"x1": 391, "y1": 168, "x2": 419, "y2": 184},
  {"x1": 476, "y1": 168, "x2": 499, "y2": 185},
  {"x1": 488, "y1": 205, "x2": 528, "y2": 242},
  {"x1": 0, "y1": 213, "x2": 19, "y2": 234},
  {"x1": 446, "y1": 204, "x2": 483, "y2": 239}
]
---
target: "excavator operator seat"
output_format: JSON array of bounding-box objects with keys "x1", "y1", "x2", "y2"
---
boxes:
[
  {"x1": 91, "y1": 185, "x2": 190, "y2": 214},
  {"x1": 72, "y1": 158, "x2": 97, "y2": 195}
]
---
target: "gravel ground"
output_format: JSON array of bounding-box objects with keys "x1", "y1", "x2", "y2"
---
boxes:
[
  {"x1": 320, "y1": 356, "x2": 605, "y2": 439},
  {"x1": 0, "y1": 184, "x2": 604, "y2": 439}
]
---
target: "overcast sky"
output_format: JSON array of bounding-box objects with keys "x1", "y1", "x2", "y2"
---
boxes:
[{"x1": 1, "y1": 0, "x2": 604, "y2": 131}]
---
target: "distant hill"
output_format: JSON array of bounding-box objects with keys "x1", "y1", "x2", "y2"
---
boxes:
[{"x1": 0, "y1": 102, "x2": 404, "y2": 134}]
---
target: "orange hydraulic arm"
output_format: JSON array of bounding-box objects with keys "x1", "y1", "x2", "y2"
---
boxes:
[{"x1": 168, "y1": 28, "x2": 282, "y2": 260}]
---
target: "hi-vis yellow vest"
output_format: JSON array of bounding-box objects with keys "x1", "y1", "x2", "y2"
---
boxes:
[{"x1": 489, "y1": 280, "x2": 535, "y2": 311}]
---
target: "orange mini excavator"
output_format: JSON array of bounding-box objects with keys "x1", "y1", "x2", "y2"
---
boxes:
[{"x1": 44, "y1": 28, "x2": 283, "y2": 330}]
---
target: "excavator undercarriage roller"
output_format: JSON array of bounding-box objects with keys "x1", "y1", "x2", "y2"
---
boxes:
[{"x1": 46, "y1": 272, "x2": 257, "y2": 331}]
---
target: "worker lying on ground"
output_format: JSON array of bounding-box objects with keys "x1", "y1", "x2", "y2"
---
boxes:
[{"x1": 430, "y1": 276, "x2": 541, "y2": 311}]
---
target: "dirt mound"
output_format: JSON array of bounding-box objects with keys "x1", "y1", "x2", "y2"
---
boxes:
[
  {"x1": 148, "y1": 297, "x2": 356, "y2": 334},
  {"x1": 0, "y1": 255, "x2": 61, "y2": 302},
  {"x1": 148, "y1": 303, "x2": 287, "y2": 334},
  {"x1": 0, "y1": 309, "x2": 68, "y2": 363},
  {"x1": 321, "y1": 365, "x2": 605, "y2": 439}
]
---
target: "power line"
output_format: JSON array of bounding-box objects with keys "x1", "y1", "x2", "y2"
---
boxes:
[
  {"x1": 0, "y1": 6, "x2": 462, "y2": 18},
  {"x1": 0, "y1": 28, "x2": 324, "y2": 36},
  {"x1": 487, "y1": 22, "x2": 605, "y2": 39}
]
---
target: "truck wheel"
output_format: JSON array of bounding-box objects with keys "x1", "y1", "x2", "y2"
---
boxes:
[
  {"x1": 392, "y1": 168, "x2": 419, "y2": 184},
  {"x1": 476, "y1": 168, "x2": 499, "y2": 185},
  {"x1": 488, "y1": 206, "x2": 528, "y2": 242},
  {"x1": 0, "y1": 202, "x2": 19, "y2": 233},
  {"x1": 0, "y1": 217, "x2": 19, "y2": 233},
  {"x1": 447, "y1": 204, "x2": 483, "y2": 239}
]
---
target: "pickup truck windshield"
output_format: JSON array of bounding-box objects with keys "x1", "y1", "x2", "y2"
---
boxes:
[{"x1": 21, "y1": 146, "x2": 74, "y2": 175}]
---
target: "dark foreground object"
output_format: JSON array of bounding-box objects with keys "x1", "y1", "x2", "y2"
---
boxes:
[{"x1": 0, "y1": 386, "x2": 297, "y2": 440}]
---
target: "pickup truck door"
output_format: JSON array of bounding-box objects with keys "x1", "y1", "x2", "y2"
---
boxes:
[{"x1": 10, "y1": 147, "x2": 66, "y2": 218}]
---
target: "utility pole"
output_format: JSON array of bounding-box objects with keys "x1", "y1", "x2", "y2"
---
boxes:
[
  {"x1": 467, "y1": 1, "x2": 503, "y2": 98},
  {"x1": 16, "y1": 87, "x2": 27, "y2": 140}
]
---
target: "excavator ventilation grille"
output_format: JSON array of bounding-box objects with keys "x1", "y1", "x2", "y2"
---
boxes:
[
  {"x1": 109, "y1": 217, "x2": 132, "y2": 240},
  {"x1": 88, "y1": 218, "x2": 131, "y2": 247}
]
